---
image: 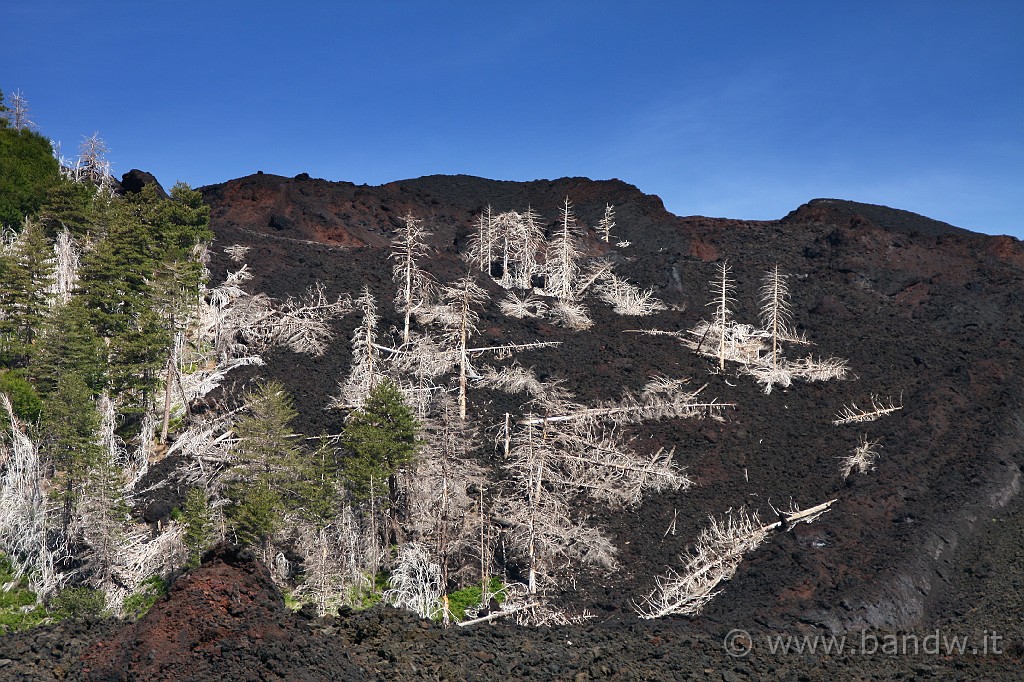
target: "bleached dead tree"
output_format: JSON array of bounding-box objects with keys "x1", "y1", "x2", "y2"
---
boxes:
[
  {"x1": 470, "y1": 209, "x2": 547, "y2": 291},
  {"x1": 547, "y1": 300, "x2": 594, "y2": 330},
  {"x1": 710, "y1": 260, "x2": 736, "y2": 370},
  {"x1": 402, "y1": 393, "x2": 487, "y2": 622},
  {"x1": 0, "y1": 394, "x2": 66, "y2": 601},
  {"x1": 332, "y1": 288, "x2": 386, "y2": 410},
  {"x1": 497, "y1": 418, "x2": 619, "y2": 597},
  {"x1": 74, "y1": 396, "x2": 133, "y2": 607},
  {"x1": 503, "y1": 208, "x2": 546, "y2": 290},
  {"x1": 594, "y1": 273, "x2": 666, "y2": 316},
  {"x1": 164, "y1": 259, "x2": 345, "y2": 439},
  {"x1": 492, "y1": 211, "x2": 519, "y2": 289},
  {"x1": 420, "y1": 276, "x2": 560, "y2": 420},
  {"x1": 833, "y1": 395, "x2": 903, "y2": 425},
  {"x1": 220, "y1": 244, "x2": 248, "y2": 263},
  {"x1": 9, "y1": 89, "x2": 36, "y2": 131},
  {"x1": 635, "y1": 499, "x2": 836, "y2": 619},
  {"x1": 337, "y1": 503, "x2": 385, "y2": 603},
  {"x1": 520, "y1": 378, "x2": 733, "y2": 431},
  {"x1": 634, "y1": 263, "x2": 847, "y2": 393},
  {"x1": 760, "y1": 265, "x2": 791, "y2": 372},
  {"x1": 546, "y1": 197, "x2": 583, "y2": 302},
  {"x1": 597, "y1": 204, "x2": 615, "y2": 243},
  {"x1": 517, "y1": 207, "x2": 547, "y2": 288},
  {"x1": 234, "y1": 282, "x2": 352, "y2": 356},
  {"x1": 294, "y1": 525, "x2": 349, "y2": 616},
  {"x1": 384, "y1": 542, "x2": 444, "y2": 619},
  {"x1": 95, "y1": 523, "x2": 186, "y2": 615},
  {"x1": 499, "y1": 291, "x2": 548, "y2": 319},
  {"x1": 391, "y1": 213, "x2": 434, "y2": 344},
  {"x1": 465, "y1": 206, "x2": 495, "y2": 275},
  {"x1": 48, "y1": 229, "x2": 80, "y2": 306},
  {"x1": 840, "y1": 435, "x2": 882, "y2": 479},
  {"x1": 495, "y1": 377, "x2": 724, "y2": 607},
  {"x1": 447, "y1": 276, "x2": 493, "y2": 420},
  {"x1": 201, "y1": 260, "x2": 350, "y2": 361},
  {"x1": 477, "y1": 362, "x2": 574, "y2": 410},
  {"x1": 69, "y1": 132, "x2": 116, "y2": 194}
]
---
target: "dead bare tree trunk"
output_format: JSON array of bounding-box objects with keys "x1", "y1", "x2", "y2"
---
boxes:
[{"x1": 160, "y1": 357, "x2": 174, "y2": 444}]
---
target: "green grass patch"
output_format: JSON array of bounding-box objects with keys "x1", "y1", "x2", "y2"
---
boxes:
[
  {"x1": 445, "y1": 577, "x2": 505, "y2": 622},
  {"x1": 0, "y1": 554, "x2": 47, "y2": 633},
  {"x1": 122, "y1": 576, "x2": 168, "y2": 620}
]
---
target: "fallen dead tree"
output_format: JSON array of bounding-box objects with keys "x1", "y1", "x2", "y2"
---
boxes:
[{"x1": 634, "y1": 499, "x2": 836, "y2": 619}]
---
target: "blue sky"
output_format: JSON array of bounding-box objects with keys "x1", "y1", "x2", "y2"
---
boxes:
[{"x1": 4, "y1": 2, "x2": 1022, "y2": 236}]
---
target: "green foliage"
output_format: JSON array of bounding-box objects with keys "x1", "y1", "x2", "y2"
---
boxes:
[
  {"x1": 0, "y1": 126, "x2": 60, "y2": 229},
  {"x1": 77, "y1": 199, "x2": 160, "y2": 337},
  {"x1": 348, "y1": 571, "x2": 390, "y2": 610},
  {"x1": 0, "y1": 555, "x2": 48, "y2": 633},
  {"x1": 0, "y1": 556, "x2": 36, "y2": 608},
  {"x1": 39, "y1": 372, "x2": 103, "y2": 529},
  {"x1": 38, "y1": 179, "x2": 97, "y2": 239},
  {"x1": 158, "y1": 182, "x2": 215, "y2": 255},
  {"x1": 0, "y1": 369, "x2": 42, "y2": 423},
  {"x1": 341, "y1": 379, "x2": 422, "y2": 503},
  {"x1": 106, "y1": 306, "x2": 170, "y2": 415},
  {"x1": 122, "y1": 576, "x2": 168, "y2": 620},
  {"x1": 227, "y1": 382, "x2": 301, "y2": 547},
  {"x1": 180, "y1": 487, "x2": 214, "y2": 568},
  {"x1": 0, "y1": 583, "x2": 36, "y2": 610},
  {"x1": 283, "y1": 590, "x2": 303, "y2": 612},
  {"x1": 49, "y1": 586, "x2": 106, "y2": 619},
  {"x1": 32, "y1": 300, "x2": 106, "y2": 396},
  {"x1": 445, "y1": 577, "x2": 505, "y2": 622},
  {"x1": 0, "y1": 219, "x2": 55, "y2": 367},
  {"x1": 0, "y1": 601, "x2": 46, "y2": 633},
  {"x1": 229, "y1": 483, "x2": 282, "y2": 549},
  {"x1": 227, "y1": 382, "x2": 343, "y2": 547},
  {"x1": 297, "y1": 439, "x2": 340, "y2": 528}
]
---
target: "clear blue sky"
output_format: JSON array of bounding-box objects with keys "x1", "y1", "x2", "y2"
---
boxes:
[{"x1": 5, "y1": 2, "x2": 1023, "y2": 236}]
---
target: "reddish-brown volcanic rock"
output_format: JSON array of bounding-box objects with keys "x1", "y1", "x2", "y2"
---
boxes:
[{"x1": 79, "y1": 545, "x2": 337, "y2": 681}]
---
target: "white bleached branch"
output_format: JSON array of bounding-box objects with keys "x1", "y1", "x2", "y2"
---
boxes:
[{"x1": 833, "y1": 395, "x2": 903, "y2": 425}]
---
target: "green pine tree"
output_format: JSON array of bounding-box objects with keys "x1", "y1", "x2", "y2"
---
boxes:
[
  {"x1": 341, "y1": 379, "x2": 422, "y2": 508},
  {"x1": 32, "y1": 299, "x2": 106, "y2": 397},
  {"x1": 0, "y1": 219, "x2": 55, "y2": 367},
  {"x1": 226, "y1": 381, "x2": 302, "y2": 549},
  {"x1": 0, "y1": 125, "x2": 61, "y2": 229},
  {"x1": 180, "y1": 487, "x2": 214, "y2": 568},
  {"x1": 107, "y1": 306, "x2": 170, "y2": 417},
  {"x1": 76, "y1": 204, "x2": 155, "y2": 338},
  {"x1": 38, "y1": 179, "x2": 98, "y2": 239},
  {"x1": 297, "y1": 438, "x2": 340, "y2": 529},
  {"x1": 39, "y1": 372, "x2": 103, "y2": 533}
]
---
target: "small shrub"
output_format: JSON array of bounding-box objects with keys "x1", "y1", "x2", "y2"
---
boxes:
[
  {"x1": 122, "y1": 576, "x2": 168, "y2": 620},
  {"x1": 0, "y1": 370, "x2": 42, "y2": 423},
  {"x1": 50, "y1": 586, "x2": 106, "y2": 619},
  {"x1": 348, "y1": 571, "x2": 389, "y2": 610}
]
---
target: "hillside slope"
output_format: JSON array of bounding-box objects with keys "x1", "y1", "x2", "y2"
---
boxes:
[
  {"x1": 7, "y1": 172, "x2": 1021, "y2": 679},
  {"x1": 197, "y1": 171, "x2": 1024, "y2": 633}
]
